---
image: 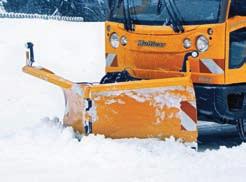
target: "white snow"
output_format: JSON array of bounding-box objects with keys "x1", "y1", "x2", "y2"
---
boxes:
[
  {"x1": 0, "y1": 18, "x2": 246, "y2": 182},
  {"x1": 0, "y1": 18, "x2": 104, "y2": 130}
]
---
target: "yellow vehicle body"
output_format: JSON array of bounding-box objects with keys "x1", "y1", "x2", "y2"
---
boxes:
[
  {"x1": 105, "y1": 17, "x2": 246, "y2": 85},
  {"x1": 23, "y1": 0, "x2": 246, "y2": 145},
  {"x1": 105, "y1": 21, "x2": 226, "y2": 84}
]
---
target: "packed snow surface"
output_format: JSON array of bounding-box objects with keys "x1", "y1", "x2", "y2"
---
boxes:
[{"x1": 0, "y1": 19, "x2": 246, "y2": 182}]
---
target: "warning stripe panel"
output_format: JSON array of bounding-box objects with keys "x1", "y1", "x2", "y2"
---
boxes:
[
  {"x1": 106, "y1": 53, "x2": 116, "y2": 67},
  {"x1": 200, "y1": 61, "x2": 212, "y2": 73},
  {"x1": 180, "y1": 101, "x2": 197, "y2": 131},
  {"x1": 180, "y1": 111, "x2": 197, "y2": 131},
  {"x1": 181, "y1": 101, "x2": 197, "y2": 123},
  {"x1": 200, "y1": 59, "x2": 224, "y2": 74}
]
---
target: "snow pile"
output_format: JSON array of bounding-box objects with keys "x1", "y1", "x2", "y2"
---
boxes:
[
  {"x1": 0, "y1": 18, "x2": 246, "y2": 182},
  {"x1": 1, "y1": 119, "x2": 246, "y2": 182}
]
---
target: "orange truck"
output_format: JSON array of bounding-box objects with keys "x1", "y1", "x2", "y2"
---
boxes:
[{"x1": 23, "y1": 0, "x2": 246, "y2": 148}]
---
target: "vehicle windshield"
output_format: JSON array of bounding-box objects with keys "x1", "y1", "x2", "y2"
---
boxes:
[{"x1": 109, "y1": 0, "x2": 228, "y2": 26}]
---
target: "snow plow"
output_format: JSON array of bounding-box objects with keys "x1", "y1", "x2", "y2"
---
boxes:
[
  {"x1": 23, "y1": 0, "x2": 246, "y2": 146},
  {"x1": 23, "y1": 43, "x2": 198, "y2": 145}
]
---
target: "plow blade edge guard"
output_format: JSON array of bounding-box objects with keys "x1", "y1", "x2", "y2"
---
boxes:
[{"x1": 23, "y1": 65, "x2": 198, "y2": 144}]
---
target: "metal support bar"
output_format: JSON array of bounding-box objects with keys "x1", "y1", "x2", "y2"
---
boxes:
[{"x1": 84, "y1": 98, "x2": 93, "y2": 135}]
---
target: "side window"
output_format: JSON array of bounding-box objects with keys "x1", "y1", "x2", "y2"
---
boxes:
[
  {"x1": 229, "y1": 1, "x2": 246, "y2": 17},
  {"x1": 229, "y1": 28, "x2": 246, "y2": 69}
]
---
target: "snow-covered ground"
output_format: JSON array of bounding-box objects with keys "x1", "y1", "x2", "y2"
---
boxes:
[
  {"x1": 0, "y1": 19, "x2": 104, "y2": 130},
  {"x1": 0, "y1": 19, "x2": 246, "y2": 182}
]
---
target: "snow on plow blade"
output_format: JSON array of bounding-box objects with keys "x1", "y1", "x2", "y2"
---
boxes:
[{"x1": 23, "y1": 65, "x2": 198, "y2": 144}]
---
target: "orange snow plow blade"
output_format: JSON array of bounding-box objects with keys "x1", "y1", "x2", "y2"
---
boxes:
[{"x1": 23, "y1": 65, "x2": 198, "y2": 145}]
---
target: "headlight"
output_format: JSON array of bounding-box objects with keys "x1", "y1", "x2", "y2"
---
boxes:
[
  {"x1": 196, "y1": 35, "x2": 209, "y2": 52},
  {"x1": 183, "y1": 38, "x2": 192, "y2": 49},
  {"x1": 110, "y1": 33, "x2": 119, "y2": 48},
  {"x1": 120, "y1": 36, "x2": 128, "y2": 46}
]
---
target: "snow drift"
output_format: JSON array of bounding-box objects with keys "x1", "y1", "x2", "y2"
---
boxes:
[{"x1": 0, "y1": 18, "x2": 246, "y2": 182}]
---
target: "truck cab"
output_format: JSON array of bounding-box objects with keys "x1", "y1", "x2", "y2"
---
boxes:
[{"x1": 104, "y1": 0, "x2": 246, "y2": 129}]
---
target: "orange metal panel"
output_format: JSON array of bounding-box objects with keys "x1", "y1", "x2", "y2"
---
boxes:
[{"x1": 63, "y1": 80, "x2": 197, "y2": 143}]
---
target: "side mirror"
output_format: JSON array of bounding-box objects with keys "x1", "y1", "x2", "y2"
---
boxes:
[{"x1": 181, "y1": 51, "x2": 199, "y2": 72}]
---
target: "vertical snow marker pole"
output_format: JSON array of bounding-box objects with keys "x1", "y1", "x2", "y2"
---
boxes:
[{"x1": 25, "y1": 42, "x2": 35, "y2": 66}]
